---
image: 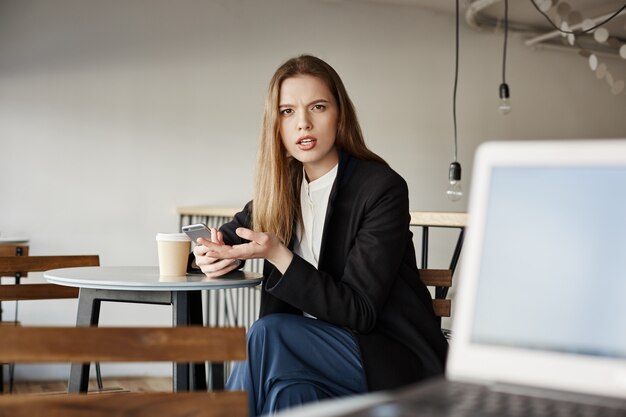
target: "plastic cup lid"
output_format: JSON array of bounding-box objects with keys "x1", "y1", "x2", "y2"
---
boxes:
[{"x1": 156, "y1": 233, "x2": 190, "y2": 242}]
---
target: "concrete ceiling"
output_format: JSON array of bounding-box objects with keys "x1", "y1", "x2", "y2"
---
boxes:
[
  {"x1": 351, "y1": 0, "x2": 626, "y2": 40},
  {"x1": 347, "y1": 0, "x2": 626, "y2": 57},
  {"x1": 356, "y1": 0, "x2": 623, "y2": 24}
]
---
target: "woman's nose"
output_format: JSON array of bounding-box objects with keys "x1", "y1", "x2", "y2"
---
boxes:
[{"x1": 297, "y1": 112, "x2": 312, "y2": 131}]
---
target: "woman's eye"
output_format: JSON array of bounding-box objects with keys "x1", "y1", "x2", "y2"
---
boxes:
[
  {"x1": 280, "y1": 109, "x2": 293, "y2": 116},
  {"x1": 312, "y1": 104, "x2": 326, "y2": 111}
]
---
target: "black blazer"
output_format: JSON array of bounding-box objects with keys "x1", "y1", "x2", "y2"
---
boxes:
[{"x1": 218, "y1": 152, "x2": 448, "y2": 391}]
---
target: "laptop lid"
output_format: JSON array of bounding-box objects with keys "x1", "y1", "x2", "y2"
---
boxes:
[{"x1": 447, "y1": 139, "x2": 626, "y2": 399}]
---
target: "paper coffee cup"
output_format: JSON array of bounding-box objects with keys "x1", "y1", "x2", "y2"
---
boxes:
[{"x1": 156, "y1": 233, "x2": 191, "y2": 276}]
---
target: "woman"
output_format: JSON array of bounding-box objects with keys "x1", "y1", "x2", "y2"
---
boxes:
[{"x1": 192, "y1": 55, "x2": 447, "y2": 416}]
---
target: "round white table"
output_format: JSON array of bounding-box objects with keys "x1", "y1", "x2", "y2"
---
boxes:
[
  {"x1": 45, "y1": 266, "x2": 262, "y2": 291},
  {"x1": 44, "y1": 266, "x2": 262, "y2": 393}
]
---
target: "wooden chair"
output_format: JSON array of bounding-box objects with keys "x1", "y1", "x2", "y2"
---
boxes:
[
  {"x1": 0, "y1": 254, "x2": 100, "y2": 392},
  {"x1": 0, "y1": 244, "x2": 29, "y2": 258},
  {"x1": 0, "y1": 326, "x2": 248, "y2": 417},
  {"x1": 0, "y1": 244, "x2": 29, "y2": 392},
  {"x1": 0, "y1": 254, "x2": 100, "y2": 282},
  {"x1": 0, "y1": 253, "x2": 102, "y2": 304},
  {"x1": 419, "y1": 269, "x2": 453, "y2": 319},
  {"x1": 410, "y1": 212, "x2": 467, "y2": 335}
]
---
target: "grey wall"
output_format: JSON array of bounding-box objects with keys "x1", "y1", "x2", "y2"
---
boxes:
[{"x1": 1, "y1": 0, "x2": 625, "y2": 380}]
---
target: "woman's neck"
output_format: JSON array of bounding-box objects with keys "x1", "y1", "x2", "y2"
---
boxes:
[{"x1": 303, "y1": 149, "x2": 339, "y2": 182}]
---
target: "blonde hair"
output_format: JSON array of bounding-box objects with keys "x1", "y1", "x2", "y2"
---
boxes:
[{"x1": 253, "y1": 55, "x2": 386, "y2": 245}]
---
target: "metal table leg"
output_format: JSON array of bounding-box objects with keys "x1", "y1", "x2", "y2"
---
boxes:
[
  {"x1": 68, "y1": 288, "x2": 206, "y2": 393},
  {"x1": 68, "y1": 289, "x2": 102, "y2": 393}
]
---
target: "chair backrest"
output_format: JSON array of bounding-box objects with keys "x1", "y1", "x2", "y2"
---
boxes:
[
  {"x1": 419, "y1": 269, "x2": 453, "y2": 318},
  {"x1": 0, "y1": 255, "x2": 100, "y2": 300},
  {"x1": 0, "y1": 244, "x2": 30, "y2": 279},
  {"x1": 0, "y1": 283, "x2": 79, "y2": 301},
  {"x1": 0, "y1": 254, "x2": 100, "y2": 277},
  {"x1": 410, "y1": 212, "x2": 467, "y2": 321},
  {"x1": 0, "y1": 326, "x2": 248, "y2": 417},
  {"x1": 0, "y1": 245, "x2": 29, "y2": 257}
]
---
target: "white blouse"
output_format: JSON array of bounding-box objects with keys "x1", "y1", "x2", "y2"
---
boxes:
[
  {"x1": 294, "y1": 164, "x2": 338, "y2": 318},
  {"x1": 295, "y1": 164, "x2": 338, "y2": 267}
]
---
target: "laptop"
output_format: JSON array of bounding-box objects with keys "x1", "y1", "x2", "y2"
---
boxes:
[{"x1": 344, "y1": 140, "x2": 626, "y2": 416}]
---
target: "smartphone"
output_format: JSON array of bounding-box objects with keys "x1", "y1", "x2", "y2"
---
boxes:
[
  {"x1": 182, "y1": 223, "x2": 241, "y2": 268},
  {"x1": 181, "y1": 223, "x2": 213, "y2": 243}
]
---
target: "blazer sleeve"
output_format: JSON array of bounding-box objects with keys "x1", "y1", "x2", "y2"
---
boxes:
[
  {"x1": 218, "y1": 201, "x2": 253, "y2": 245},
  {"x1": 264, "y1": 171, "x2": 412, "y2": 333}
]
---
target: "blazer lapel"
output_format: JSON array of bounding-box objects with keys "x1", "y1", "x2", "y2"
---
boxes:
[{"x1": 317, "y1": 151, "x2": 354, "y2": 268}]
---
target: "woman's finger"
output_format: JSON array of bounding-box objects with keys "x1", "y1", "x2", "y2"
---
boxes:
[
  {"x1": 235, "y1": 228, "x2": 273, "y2": 248},
  {"x1": 201, "y1": 255, "x2": 233, "y2": 272},
  {"x1": 207, "y1": 242, "x2": 261, "y2": 260},
  {"x1": 200, "y1": 257, "x2": 240, "y2": 277},
  {"x1": 235, "y1": 227, "x2": 259, "y2": 242},
  {"x1": 194, "y1": 253, "x2": 220, "y2": 266},
  {"x1": 197, "y1": 237, "x2": 221, "y2": 249},
  {"x1": 193, "y1": 244, "x2": 209, "y2": 257}
]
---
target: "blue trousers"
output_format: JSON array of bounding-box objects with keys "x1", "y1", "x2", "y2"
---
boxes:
[{"x1": 226, "y1": 314, "x2": 367, "y2": 416}]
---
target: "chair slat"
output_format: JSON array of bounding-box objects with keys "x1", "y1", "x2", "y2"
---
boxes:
[
  {"x1": 432, "y1": 299, "x2": 451, "y2": 317},
  {"x1": 0, "y1": 391, "x2": 248, "y2": 417},
  {"x1": 34, "y1": 387, "x2": 128, "y2": 396},
  {"x1": 0, "y1": 327, "x2": 247, "y2": 363},
  {"x1": 0, "y1": 284, "x2": 79, "y2": 301},
  {"x1": 0, "y1": 245, "x2": 29, "y2": 257},
  {"x1": 420, "y1": 269, "x2": 452, "y2": 287},
  {"x1": 0, "y1": 255, "x2": 99, "y2": 276}
]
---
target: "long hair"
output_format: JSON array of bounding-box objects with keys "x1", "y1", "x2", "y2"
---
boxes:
[{"x1": 253, "y1": 54, "x2": 386, "y2": 245}]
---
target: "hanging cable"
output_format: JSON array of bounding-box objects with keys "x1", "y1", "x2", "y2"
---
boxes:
[
  {"x1": 529, "y1": 0, "x2": 626, "y2": 34},
  {"x1": 453, "y1": 0, "x2": 459, "y2": 163},
  {"x1": 503, "y1": 0, "x2": 508, "y2": 85},
  {"x1": 499, "y1": 0, "x2": 512, "y2": 115},
  {"x1": 447, "y1": 0, "x2": 463, "y2": 202}
]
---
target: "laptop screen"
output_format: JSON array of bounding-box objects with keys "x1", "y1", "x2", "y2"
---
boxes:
[{"x1": 470, "y1": 166, "x2": 626, "y2": 359}]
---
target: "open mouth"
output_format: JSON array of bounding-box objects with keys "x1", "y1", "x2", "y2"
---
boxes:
[
  {"x1": 296, "y1": 136, "x2": 317, "y2": 150},
  {"x1": 296, "y1": 137, "x2": 316, "y2": 145}
]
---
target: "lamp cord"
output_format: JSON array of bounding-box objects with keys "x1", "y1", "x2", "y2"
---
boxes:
[
  {"x1": 502, "y1": 0, "x2": 508, "y2": 84},
  {"x1": 453, "y1": 0, "x2": 459, "y2": 163},
  {"x1": 529, "y1": 0, "x2": 626, "y2": 34}
]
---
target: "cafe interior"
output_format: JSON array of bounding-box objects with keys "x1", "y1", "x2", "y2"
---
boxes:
[{"x1": 1, "y1": 0, "x2": 625, "y2": 416}]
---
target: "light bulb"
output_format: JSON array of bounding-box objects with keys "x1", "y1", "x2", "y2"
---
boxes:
[
  {"x1": 447, "y1": 162, "x2": 463, "y2": 202},
  {"x1": 447, "y1": 180, "x2": 463, "y2": 201},
  {"x1": 498, "y1": 98, "x2": 511, "y2": 115},
  {"x1": 498, "y1": 83, "x2": 512, "y2": 115}
]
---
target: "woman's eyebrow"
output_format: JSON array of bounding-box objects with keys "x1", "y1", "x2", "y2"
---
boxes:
[
  {"x1": 279, "y1": 99, "x2": 330, "y2": 108},
  {"x1": 308, "y1": 99, "x2": 330, "y2": 106}
]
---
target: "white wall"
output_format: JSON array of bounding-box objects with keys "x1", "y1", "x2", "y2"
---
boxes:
[{"x1": 1, "y1": 0, "x2": 625, "y2": 380}]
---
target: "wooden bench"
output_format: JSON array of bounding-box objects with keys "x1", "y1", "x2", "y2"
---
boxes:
[
  {"x1": 0, "y1": 326, "x2": 248, "y2": 417},
  {"x1": 0, "y1": 254, "x2": 100, "y2": 392}
]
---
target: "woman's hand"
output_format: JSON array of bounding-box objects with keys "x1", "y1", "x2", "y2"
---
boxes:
[
  {"x1": 200, "y1": 227, "x2": 293, "y2": 274},
  {"x1": 193, "y1": 228, "x2": 240, "y2": 278}
]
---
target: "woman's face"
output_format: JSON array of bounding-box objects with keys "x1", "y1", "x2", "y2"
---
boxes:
[{"x1": 279, "y1": 74, "x2": 339, "y2": 182}]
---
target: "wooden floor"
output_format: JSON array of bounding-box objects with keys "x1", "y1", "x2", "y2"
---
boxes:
[{"x1": 7, "y1": 376, "x2": 172, "y2": 394}]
